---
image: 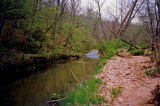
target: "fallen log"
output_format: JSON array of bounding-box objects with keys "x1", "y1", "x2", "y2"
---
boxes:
[{"x1": 120, "y1": 38, "x2": 139, "y2": 49}]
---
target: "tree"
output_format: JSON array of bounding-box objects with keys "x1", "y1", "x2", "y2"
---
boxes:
[
  {"x1": 139, "y1": 0, "x2": 160, "y2": 71},
  {"x1": 95, "y1": 0, "x2": 107, "y2": 40},
  {"x1": 45, "y1": 0, "x2": 68, "y2": 45},
  {"x1": 64, "y1": 0, "x2": 82, "y2": 46}
]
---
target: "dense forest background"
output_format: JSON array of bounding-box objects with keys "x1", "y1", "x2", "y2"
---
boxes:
[
  {"x1": 0, "y1": 0, "x2": 149, "y2": 62},
  {"x1": 0, "y1": 0, "x2": 160, "y2": 83}
]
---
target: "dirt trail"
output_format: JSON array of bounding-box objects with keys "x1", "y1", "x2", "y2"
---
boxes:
[{"x1": 96, "y1": 56, "x2": 160, "y2": 106}]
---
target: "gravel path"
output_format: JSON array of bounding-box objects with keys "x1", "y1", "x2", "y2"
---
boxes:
[{"x1": 96, "y1": 56, "x2": 160, "y2": 106}]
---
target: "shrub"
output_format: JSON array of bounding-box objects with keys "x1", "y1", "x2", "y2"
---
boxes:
[
  {"x1": 51, "y1": 93, "x2": 63, "y2": 100},
  {"x1": 101, "y1": 39, "x2": 129, "y2": 59},
  {"x1": 60, "y1": 77, "x2": 106, "y2": 105},
  {"x1": 130, "y1": 49, "x2": 145, "y2": 56},
  {"x1": 144, "y1": 69, "x2": 156, "y2": 76}
]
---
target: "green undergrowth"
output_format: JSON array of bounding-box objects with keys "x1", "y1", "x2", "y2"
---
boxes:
[
  {"x1": 130, "y1": 49, "x2": 145, "y2": 56},
  {"x1": 100, "y1": 39, "x2": 147, "y2": 57},
  {"x1": 137, "y1": 42, "x2": 150, "y2": 48},
  {"x1": 111, "y1": 88, "x2": 121, "y2": 98},
  {"x1": 51, "y1": 93, "x2": 63, "y2": 100},
  {"x1": 111, "y1": 87, "x2": 122, "y2": 103},
  {"x1": 144, "y1": 69, "x2": 156, "y2": 76},
  {"x1": 60, "y1": 77, "x2": 106, "y2": 105},
  {"x1": 60, "y1": 57, "x2": 108, "y2": 105},
  {"x1": 100, "y1": 39, "x2": 130, "y2": 59}
]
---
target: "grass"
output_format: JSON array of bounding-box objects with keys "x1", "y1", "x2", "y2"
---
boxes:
[
  {"x1": 111, "y1": 88, "x2": 121, "y2": 97},
  {"x1": 59, "y1": 57, "x2": 108, "y2": 105},
  {"x1": 60, "y1": 77, "x2": 107, "y2": 105},
  {"x1": 144, "y1": 69, "x2": 156, "y2": 76},
  {"x1": 100, "y1": 39, "x2": 130, "y2": 59},
  {"x1": 111, "y1": 87, "x2": 122, "y2": 103},
  {"x1": 130, "y1": 49, "x2": 145, "y2": 56}
]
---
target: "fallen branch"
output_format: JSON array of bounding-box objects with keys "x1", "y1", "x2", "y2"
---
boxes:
[
  {"x1": 120, "y1": 38, "x2": 139, "y2": 49},
  {"x1": 141, "y1": 46, "x2": 150, "y2": 49},
  {"x1": 46, "y1": 98, "x2": 66, "y2": 103}
]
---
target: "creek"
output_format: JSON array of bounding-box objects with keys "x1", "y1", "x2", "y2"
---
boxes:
[{"x1": 0, "y1": 50, "x2": 99, "y2": 106}]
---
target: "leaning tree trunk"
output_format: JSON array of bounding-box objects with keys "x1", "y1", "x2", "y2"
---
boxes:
[
  {"x1": 156, "y1": 0, "x2": 160, "y2": 72},
  {"x1": 157, "y1": 46, "x2": 160, "y2": 72}
]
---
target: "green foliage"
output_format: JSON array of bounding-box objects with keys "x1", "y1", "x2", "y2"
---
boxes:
[
  {"x1": 35, "y1": 7, "x2": 56, "y2": 29},
  {"x1": 0, "y1": 0, "x2": 46, "y2": 53},
  {"x1": 111, "y1": 88, "x2": 121, "y2": 97},
  {"x1": 93, "y1": 56, "x2": 107, "y2": 74},
  {"x1": 144, "y1": 69, "x2": 156, "y2": 76},
  {"x1": 130, "y1": 49, "x2": 145, "y2": 56},
  {"x1": 1, "y1": 0, "x2": 34, "y2": 23},
  {"x1": 100, "y1": 39, "x2": 129, "y2": 59},
  {"x1": 51, "y1": 93, "x2": 63, "y2": 100},
  {"x1": 60, "y1": 57, "x2": 108, "y2": 105},
  {"x1": 136, "y1": 42, "x2": 150, "y2": 48},
  {"x1": 60, "y1": 77, "x2": 105, "y2": 105},
  {"x1": 98, "y1": 56, "x2": 107, "y2": 65},
  {"x1": 1, "y1": 0, "x2": 98, "y2": 62}
]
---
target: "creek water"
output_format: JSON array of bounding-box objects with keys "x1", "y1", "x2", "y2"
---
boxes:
[{"x1": 0, "y1": 50, "x2": 99, "y2": 106}]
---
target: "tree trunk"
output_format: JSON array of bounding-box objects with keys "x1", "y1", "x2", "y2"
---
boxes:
[
  {"x1": 65, "y1": 24, "x2": 72, "y2": 47},
  {"x1": 32, "y1": 0, "x2": 39, "y2": 24},
  {"x1": 0, "y1": 18, "x2": 5, "y2": 38},
  {"x1": 52, "y1": 22, "x2": 57, "y2": 45},
  {"x1": 156, "y1": 0, "x2": 160, "y2": 72}
]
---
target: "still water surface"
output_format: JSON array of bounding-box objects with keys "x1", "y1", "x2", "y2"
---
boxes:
[{"x1": 1, "y1": 50, "x2": 98, "y2": 106}]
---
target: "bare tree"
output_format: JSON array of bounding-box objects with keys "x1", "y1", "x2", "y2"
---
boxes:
[
  {"x1": 65, "y1": 0, "x2": 79, "y2": 46},
  {"x1": 139, "y1": 0, "x2": 160, "y2": 71},
  {"x1": 156, "y1": 0, "x2": 160, "y2": 71},
  {"x1": 95, "y1": 0, "x2": 107, "y2": 40},
  {"x1": 115, "y1": 0, "x2": 145, "y2": 38},
  {"x1": 105, "y1": 0, "x2": 145, "y2": 48}
]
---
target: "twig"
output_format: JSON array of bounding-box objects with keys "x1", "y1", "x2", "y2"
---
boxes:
[{"x1": 46, "y1": 98, "x2": 66, "y2": 103}]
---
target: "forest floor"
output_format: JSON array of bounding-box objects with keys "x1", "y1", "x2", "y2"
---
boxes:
[{"x1": 96, "y1": 55, "x2": 160, "y2": 106}]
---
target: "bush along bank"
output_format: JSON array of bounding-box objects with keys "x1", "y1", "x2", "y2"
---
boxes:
[{"x1": 49, "y1": 39, "x2": 130, "y2": 105}]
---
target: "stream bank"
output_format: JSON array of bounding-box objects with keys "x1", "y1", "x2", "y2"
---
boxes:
[
  {"x1": 0, "y1": 50, "x2": 99, "y2": 106},
  {"x1": 0, "y1": 54, "x2": 80, "y2": 86}
]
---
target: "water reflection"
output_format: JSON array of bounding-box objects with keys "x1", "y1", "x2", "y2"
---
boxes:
[
  {"x1": 85, "y1": 50, "x2": 99, "y2": 59},
  {"x1": 1, "y1": 50, "x2": 98, "y2": 106}
]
